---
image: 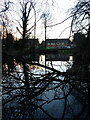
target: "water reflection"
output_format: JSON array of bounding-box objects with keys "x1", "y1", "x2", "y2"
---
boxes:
[
  {"x1": 34, "y1": 55, "x2": 74, "y2": 119},
  {"x1": 46, "y1": 53, "x2": 69, "y2": 61},
  {"x1": 3, "y1": 53, "x2": 88, "y2": 120},
  {"x1": 39, "y1": 54, "x2": 73, "y2": 72}
]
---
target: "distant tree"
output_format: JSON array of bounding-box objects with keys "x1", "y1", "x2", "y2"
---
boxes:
[
  {"x1": 2, "y1": 33, "x2": 14, "y2": 71},
  {"x1": 74, "y1": 33, "x2": 86, "y2": 48},
  {"x1": 4, "y1": 33, "x2": 14, "y2": 50},
  {"x1": 0, "y1": 0, "x2": 13, "y2": 14},
  {"x1": 69, "y1": 1, "x2": 90, "y2": 118},
  {"x1": 15, "y1": 0, "x2": 36, "y2": 40},
  {"x1": 70, "y1": 1, "x2": 90, "y2": 67},
  {"x1": 0, "y1": 1, "x2": 13, "y2": 40},
  {"x1": 70, "y1": 1, "x2": 90, "y2": 65},
  {"x1": 70, "y1": 1, "x2": 90, "y2": 36}
]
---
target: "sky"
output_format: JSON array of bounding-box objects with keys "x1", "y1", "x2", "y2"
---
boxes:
[
  {"x1": 0, "y1": 0, "x2": 78, "y2": 42},
  {"x1": 36, "y1": 0, "x2": 77, "y2": 42}
]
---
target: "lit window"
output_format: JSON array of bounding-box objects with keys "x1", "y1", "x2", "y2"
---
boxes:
[
  {"x1": 48, "y1": 43, "x2": 50, "y2": 45},
  {"x1": 51, "y1": 43, "x2": 55, "y2": 45}
]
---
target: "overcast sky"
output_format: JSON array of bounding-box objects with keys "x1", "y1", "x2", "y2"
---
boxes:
[
  {"x1": 0, "y1": 0, "x2": 78, "y2": 42},
  {"x1": 36, "y1": 0, "x2": 77, "y2": 42}
]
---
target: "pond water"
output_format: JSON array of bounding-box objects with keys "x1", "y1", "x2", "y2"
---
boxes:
[
  {"x1": 30, "y1": 55, "x2": 85, "y2": 119},
  {"x1": 3, "y1": 54, "x2": 88, "y2": 120},
  {"x1": 39, "y1": 55, "x2": 73, "y2": 71}
]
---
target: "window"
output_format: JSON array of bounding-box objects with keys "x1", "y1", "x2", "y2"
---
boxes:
[
  {"x1": 51, "y1": 43, "x2": 55, "y2": 45},
  {"x1": 48, "y1": 43, "x2": 50, "y2": 45},
  {"x1": 62, "y1": 42, "x2": 64, "y2": 45}
]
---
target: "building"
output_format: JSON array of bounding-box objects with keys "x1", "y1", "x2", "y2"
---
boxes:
[
  {"x1": 18, "y1": 38, "x2": 39, "y2": 52},
  {"x1": 46, "y1": 39, "x2": 70, "y2": 49}
]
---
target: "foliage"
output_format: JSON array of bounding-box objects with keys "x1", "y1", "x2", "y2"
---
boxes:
[{"x1": 3, "y1": 33, "x2": 14, "y2": 51}]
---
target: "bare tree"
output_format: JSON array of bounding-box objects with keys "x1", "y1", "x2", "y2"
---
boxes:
[
  {"x1": 2, "y1": 1, "x2": 90, "y2": 120},
  {"x1": 70, "y1": 1, "x2": 90, "y2": 37},
  {"x1": 15, "y1": 0, "x2": 37, "y2": 40},
  {"x1": 0, "y1": 0, "x2": 13, "y2": 14},
  {"x1": 0, "y1": 0, "x2": 14, "y2": 39},
  {"x1": 69, "y1": 1, "x2": 90, "y2": 119}
]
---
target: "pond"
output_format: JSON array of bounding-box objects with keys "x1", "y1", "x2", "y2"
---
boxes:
[
  {"x1": 33, "y1": 55, "x2": 86, "y2": 119},
  {"x1": 2, "y1": 54, "x2": 88, "y2": 120}
]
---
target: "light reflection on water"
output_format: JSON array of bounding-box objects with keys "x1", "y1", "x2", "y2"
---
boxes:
[
  {"x1": 34, "y1": 55, "x2": 78, "y2": 119},
  {"x1": 39, "y1": 55, "x2": 73, "y2": 72},
  {"x1": 33, "y1": 55, "x2": 86, "y2": 119},
  {"x1": 4, "y1": 54, "x2": 85, "y2": 119},
  {"x1": 3, "y1": 55, "x2": 73, "y2": 74}
]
